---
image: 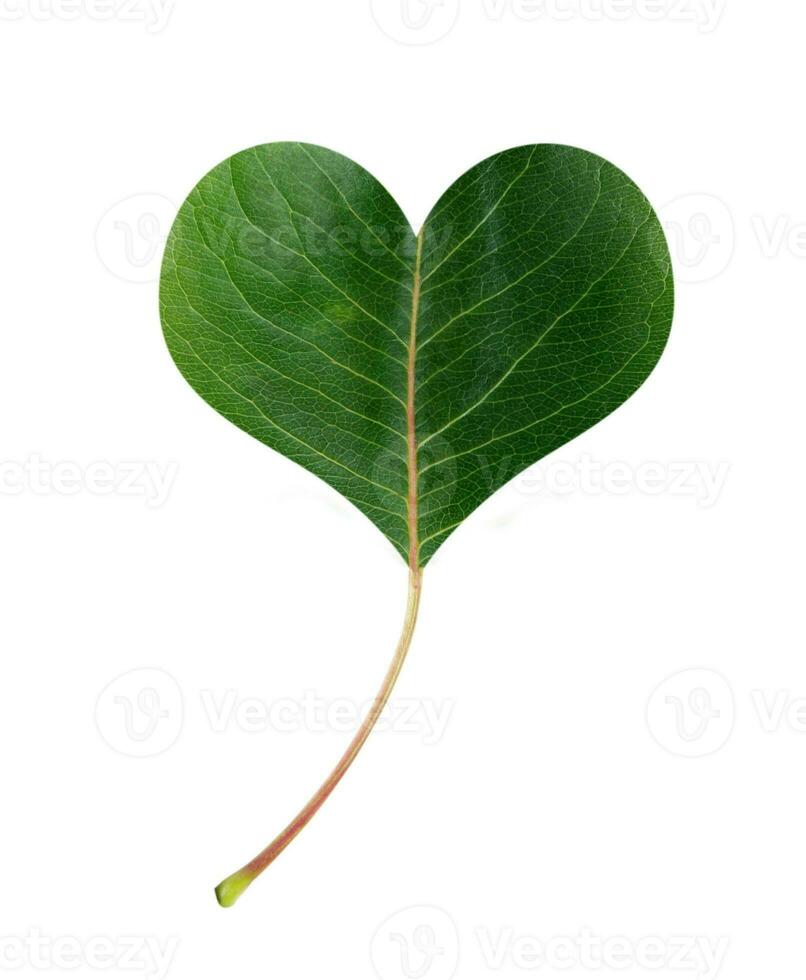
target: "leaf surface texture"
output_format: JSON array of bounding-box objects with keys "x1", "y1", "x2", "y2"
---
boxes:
[{"x1": 161, "y1": 143, "x2": 673, "y2": 566}]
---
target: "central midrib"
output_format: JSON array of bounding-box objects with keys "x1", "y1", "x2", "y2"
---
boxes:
[{"x1": 406, "y1": 228, "x2": 425, "y2": 573}]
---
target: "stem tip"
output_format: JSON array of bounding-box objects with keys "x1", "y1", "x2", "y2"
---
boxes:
[{"x1": 215, "y1": 870, "x2": 253, "y2": 908}]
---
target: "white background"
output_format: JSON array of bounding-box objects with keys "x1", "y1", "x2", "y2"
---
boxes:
[{"x1": 1, "y1": 2, "x2": 804, "y2": 979}]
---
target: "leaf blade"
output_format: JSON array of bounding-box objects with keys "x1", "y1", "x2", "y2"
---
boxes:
[
  {"x1": 160, "y1": 142, "x2": 674, "y2": 568},
  {"x1": 415, "y1": 145, "x2": 673, "y2": 564},
  {"x1": 161, "y1": 143, "x2": 416, "y2": 562}
]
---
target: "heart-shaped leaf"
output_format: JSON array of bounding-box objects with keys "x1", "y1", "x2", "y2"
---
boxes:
[
  {"x1": 160, "y1": 142, "x2": 673, "y2": 905},
  {"x1": 161, "y1": 142, "x2": 672, "y2": 570}
]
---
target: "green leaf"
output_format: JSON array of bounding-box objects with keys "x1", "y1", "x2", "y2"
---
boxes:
[
  {"x1": 160, "y1": 142, "x2": 673, "y2": 569},
  {"x1": 160, "y1": 143, "x2": 674, "y2": 904}
]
